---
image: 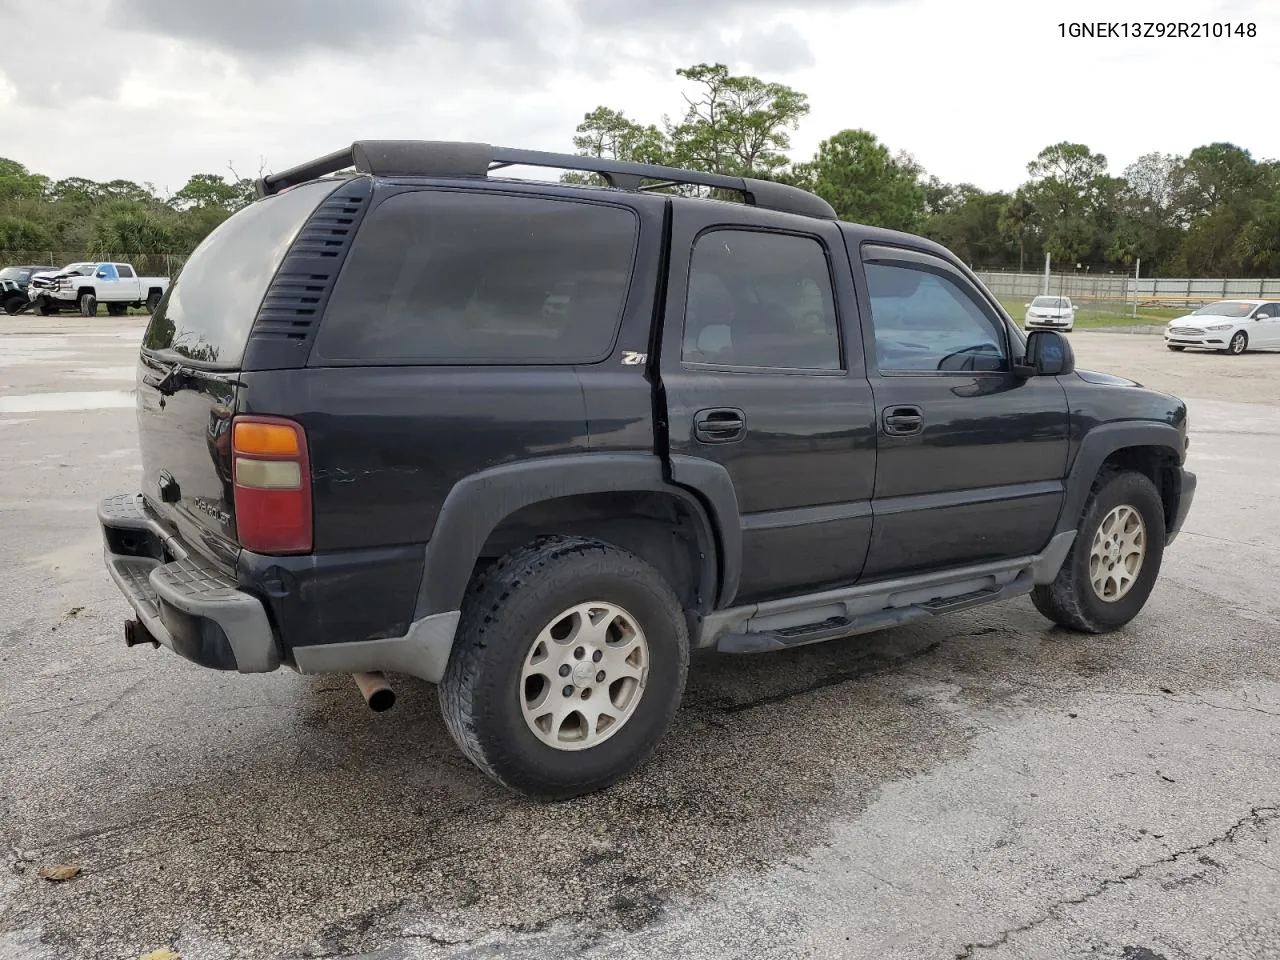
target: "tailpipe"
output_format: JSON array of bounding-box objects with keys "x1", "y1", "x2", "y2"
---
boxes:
[
  {"x1": 353, "y1": 671, "x2": 396, "y2": 712},
  {"x1": 124, "y1": 618, "x2": 160, "y2": 649}
]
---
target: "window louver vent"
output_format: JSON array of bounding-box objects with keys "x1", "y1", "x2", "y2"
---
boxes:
[{"x1": 249, "y1": 185, "x2": 370, "y2": 344}]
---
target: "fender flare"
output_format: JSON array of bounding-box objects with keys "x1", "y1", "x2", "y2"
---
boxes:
[
  {"x1": 414, "y1": 453, "x2": 743, "y2": 616},
  {"x1": 1055, "y1": 422, "x2": 1185, "y2": 535}
]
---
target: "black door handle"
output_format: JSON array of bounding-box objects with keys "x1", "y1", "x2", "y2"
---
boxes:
[
  {"x1": 694, "y1": 407, "x2": 746, "y2": 444},
  {"x1": 882, "y1": 405, "x2": 924, "y2": 437}
]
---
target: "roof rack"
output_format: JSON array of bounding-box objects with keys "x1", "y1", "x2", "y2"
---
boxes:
[{"x1": 255, "y1": 140, "x2": 836, "y2": 220}]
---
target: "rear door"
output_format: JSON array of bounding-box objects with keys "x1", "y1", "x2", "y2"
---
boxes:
[
  {"x1": 853, "y1": 243, "x2": 1070, "y2": 580},
  {"x1": 659, "y1": 204, "x2": 876, "y2": 605},
  {"x1": 115, "y1": 263, "x2": 142, "y2": 301},
  {"x1": 136, "y1": 178, "x2": 344, "y2": 569}
]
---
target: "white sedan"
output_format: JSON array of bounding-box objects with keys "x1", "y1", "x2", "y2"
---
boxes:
[
  {"x1": 1164, "y1": 300, "x2": 1280, "y2": 355},
  {"x1": 1024, "y1": 295, "x2": 1077, "y2": 332}
]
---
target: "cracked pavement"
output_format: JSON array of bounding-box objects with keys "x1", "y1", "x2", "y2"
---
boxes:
[{"x1": 1, "y1": 319, "x2": 1278, "y2": 960}]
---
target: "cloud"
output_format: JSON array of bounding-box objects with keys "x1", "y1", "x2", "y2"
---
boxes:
[
  {"x1": 736, "y1": 22, "x2": 816, "y2": 73},
  {"x1": 575, "y1": 0, "x2": 902, "y2": 27}
]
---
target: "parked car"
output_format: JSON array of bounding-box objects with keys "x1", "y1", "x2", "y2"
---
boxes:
[
  {"x1": 0, "y1": 264, "x2": 56, "y2": 315},
  {"x1": 1164, "y1": 299, "x2": 1280, "y2": 354},
  {"x1": 27, "y1": 261, "x2": 170, "y2": 317},
  {"x1": 98, "y1": 140, "x2": 1196, "y2": 800},
  {"x1": 1024, "y1": 295, "x2": 1077, "y2": 332}
]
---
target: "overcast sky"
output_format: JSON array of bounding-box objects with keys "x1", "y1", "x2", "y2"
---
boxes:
[{"x1": 0, "y1": 0, "x2": 1274, "y2": 196}]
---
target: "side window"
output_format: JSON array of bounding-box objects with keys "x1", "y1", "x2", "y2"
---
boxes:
[
  {"x1": 314, "y1": 191, "x2": 638, "y2": 364},
  {"x1": 682, "y1": 229, "x2": 840, "y2": 371},
  {"x1": 1255, "y1": 303, "x2": 1277, "y2": 319},
  {"x1": 863, "y1": 262, "x2": 1008, "y2": 374},
  {"x1": 96, "y1": 263, "x2": 118, "y2": 281},
  {"x1": 116, "y1": 264, "x2": 135, "y2": 278}
]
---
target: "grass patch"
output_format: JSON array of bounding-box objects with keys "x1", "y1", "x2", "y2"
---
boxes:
[{"x1": 997, "y1": 299, "x2": 1183, "y2": 329}]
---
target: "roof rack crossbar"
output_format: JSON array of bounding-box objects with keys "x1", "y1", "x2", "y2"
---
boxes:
[{"x1": 255, "y1": 140, "x2": 837, "y2": 219}]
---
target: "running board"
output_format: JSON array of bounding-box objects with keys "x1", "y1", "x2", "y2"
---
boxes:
[{"x1": 704, "y1": 531, "x2": 1075, "y2": 654}]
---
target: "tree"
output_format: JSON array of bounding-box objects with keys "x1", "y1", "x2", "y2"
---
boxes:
[
  {"x1": 665, "y1": 63, "x2": 809, "y2": 178},
  {"x1": 169, "y1": 173, "x2": 252, "y2": 213},
  {"x1": 1022, "y1": 142, "x2": 1111, "y2": 264},
  {"x1": 571, "y1": 107, "x2": 669, "y2": 166},
  {"x1": 807, "y1": 129, "x2": 926, "y2": 231}
]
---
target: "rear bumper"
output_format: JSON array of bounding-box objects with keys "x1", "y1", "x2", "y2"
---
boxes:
[
  {"x1": 99, "y1": 493, "x2": 279, "y2": 672},
  {"x1": 99, "y1": 493, "x2": 459, "y2": 681},
  {"x1": 1166, "y1": 468, "x2": 1197, "y2": 545}
]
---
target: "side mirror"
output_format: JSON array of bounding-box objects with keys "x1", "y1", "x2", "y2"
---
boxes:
[
  {"x1": 1017, "y1": 330, "x2": 1075, "y2": 378},
  {"x1": 1023, "y1": 302, "x2": 1031, "y2": 308}
]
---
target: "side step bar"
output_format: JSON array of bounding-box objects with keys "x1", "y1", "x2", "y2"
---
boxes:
[{"x1": 705, "y1": 531, "x2": 1075, "y2": 654}]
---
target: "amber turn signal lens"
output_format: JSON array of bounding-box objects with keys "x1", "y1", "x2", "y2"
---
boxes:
[{"x1": 233, "y1": 421, "x2": 300, "y2": 456}]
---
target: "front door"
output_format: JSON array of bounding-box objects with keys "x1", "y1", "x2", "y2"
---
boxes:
[
  {"x1": 1252, "y1": 302, "x2": 1280, "y2": 346},
  {"x1": 660, "y1": 206, "x2": 877, "y2": 605},
  {"x1": 852, "y1": 243, "x2": 1070, "y2": 580}
]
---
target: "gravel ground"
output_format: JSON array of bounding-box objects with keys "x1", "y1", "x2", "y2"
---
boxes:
[{"x1": 1, "y1": 319, "x2": 1277, "y2": 960}]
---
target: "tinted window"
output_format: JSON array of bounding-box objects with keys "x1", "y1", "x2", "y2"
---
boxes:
[
  {"x1": 864, "y1": 262, "x2": 1008, "y2": 373},
  {"x1": 681, "y1": 230, "x2": 840, "y2": 370},
  {"x1": 142, "y1": 179, "x2": 339, "y2": 368},
  {"x1": 1254, "y1": 303, "x2": 1277, "y2": 318},
  {"x1": 313, "y1": 191, "x2": 638, "y2": 364},
  {"x1": 117, "y1": 264, "x2": 135, "y2": 278}
]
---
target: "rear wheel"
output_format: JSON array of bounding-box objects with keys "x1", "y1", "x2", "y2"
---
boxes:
[
  {"x1": 439, "y1": 535, "x2": 689, "y2": 800},
  {"x1": 3, "y1": 294, "x2": 25, "y2": 315},
  {"x1": 1228, "y1": 331, "x2": 1248, "y2": 355},
  {"x1": 1031, "y1": 470, "x2": 1166, "y2": 633},
  {"x1": 79, "y1": 293, "x2": 97, "y2": 317}
]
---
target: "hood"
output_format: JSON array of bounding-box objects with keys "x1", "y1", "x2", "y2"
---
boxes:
[
  {"x1": 1076, "y1": 368, "x2": 1141, "y2": 387},
  {"x1": 1169, "y1": 313, "x2": 1243, "y2": 328}
]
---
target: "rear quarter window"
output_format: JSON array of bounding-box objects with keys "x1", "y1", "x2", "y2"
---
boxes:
[{"x1": 311, "y1": 190, "x2": 639, "y2": 365}]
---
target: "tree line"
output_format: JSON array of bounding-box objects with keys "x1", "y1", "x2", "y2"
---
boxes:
[
  {"x1": 3, "y1": 62, "x2": 1278, "y2": 278},
  {"x1": 0, "y1": 159, "x2": 256, "y2": 266},
  {"x1": 566, "y1": 63, "x2": 1280, "y2": 278}
]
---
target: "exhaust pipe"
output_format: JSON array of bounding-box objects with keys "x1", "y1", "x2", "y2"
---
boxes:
[
  {"x1": 353, "y1": 671, "x2": 396, "y2": 712},
  {"x1": 124, "y1": 618, "x2": 160, "y2": 649}
]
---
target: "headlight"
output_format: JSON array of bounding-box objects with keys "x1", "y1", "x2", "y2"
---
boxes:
[{"x1": 1204, "y1": 323, "x2": 1232, "y2": 331}]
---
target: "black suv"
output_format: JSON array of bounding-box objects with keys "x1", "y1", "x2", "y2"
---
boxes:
[
  {"x1": 99, "y1": 141, "x2": 1196, "y2": 800},
  {"x1": 1, "y1": 264, "x2": 55, "y2": 314}
]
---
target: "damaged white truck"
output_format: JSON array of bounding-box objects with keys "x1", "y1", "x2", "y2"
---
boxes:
[{"x1": 27, "y1": 261, "x2": 169, "y2": 317}]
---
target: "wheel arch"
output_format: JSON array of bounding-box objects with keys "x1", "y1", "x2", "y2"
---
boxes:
[
  {"x1": 1058, "y1": 424, "x2": 1186, "y2": 540},
  {"x1": 414, "y1": 453, "x2": 741, "y2": 623}
]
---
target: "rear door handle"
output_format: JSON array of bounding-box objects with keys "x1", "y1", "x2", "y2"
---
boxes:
[
  {"x1": 882, "y1": 405, "x2": 924, "y2": 437},
  {"x1": 694, "y1": 407, "x2": 746, "y2": 444}
]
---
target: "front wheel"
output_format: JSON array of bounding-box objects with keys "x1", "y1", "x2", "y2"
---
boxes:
[
  {"x1": 1228, "y1": 331, "x2": 1248, "y2": 355},
  {"x1": 79, "y1": 293, "x2": 97, "y2": 317},
  {"x1": 3, "y1": 294, "x2": 26, "y2": 315},
  {"x1": 1167, "y1": 344, "x2": 1185, "y2": 352},
  {"x1": 439, "y1": 536, "x2": 689, "y2": 800},
  {"x1": 1032, "y1": 470, "x2": 1166, "y2": 633}
]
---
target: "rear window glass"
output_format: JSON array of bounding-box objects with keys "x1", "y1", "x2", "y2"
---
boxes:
[
  {"x1": 312, "y1": 190, "x2": 638, "y2": 364},
  {"x1": 142, "y1": 179, "x2": 339, "y2": 368}
]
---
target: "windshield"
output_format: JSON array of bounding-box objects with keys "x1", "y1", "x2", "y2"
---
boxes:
[
  {"x1": 58, "y1": 263, "x2": 96, "y2": 276},
  {"x1": 0, "y1": 267, "x2": 28, "y2": 281},
  {"x1": 1192, "y1": 301, "x2": 1255, "y2": 318},
  {"x1": 1031, "y1": 297, "x2": 1068, "y2": 308}
]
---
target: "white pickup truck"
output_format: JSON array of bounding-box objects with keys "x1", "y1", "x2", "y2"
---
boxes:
[{"x1": 27, "y1": 261, "x2": 170, "y2": 317}]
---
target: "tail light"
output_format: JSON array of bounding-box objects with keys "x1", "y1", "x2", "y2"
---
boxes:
[{"x1": 231, "y1": 415, "x2": 312, "y2": 554}]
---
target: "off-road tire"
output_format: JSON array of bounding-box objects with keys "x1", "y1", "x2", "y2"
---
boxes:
[
  {"x1": 79, "y1": 293, "x2": 97, "y2": 317},
  {"x1": 1228, "y1": 331, "x2": 1248, "y2": 355},
  {"x1": 1031, "y1": 469, "x2": 1166, "y2": 633},
  {"x1": 439, "y1": 535, "x2": 689, "y2": 800},
  {"x1": 3, "y1": 294, "x2": 26, "y2": 315},
  {"x1": 107, "y1": 303, "x2": 128, "y2": 317}
]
